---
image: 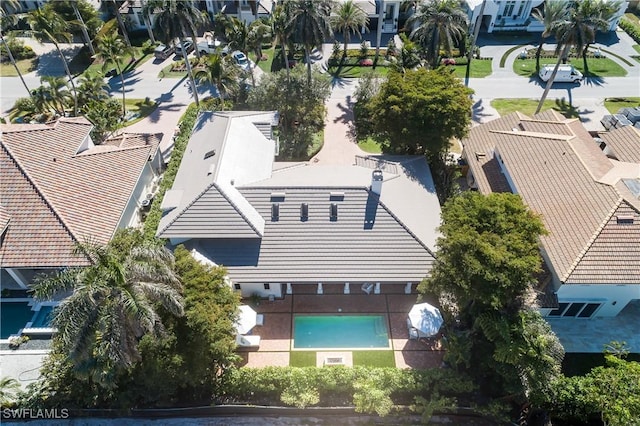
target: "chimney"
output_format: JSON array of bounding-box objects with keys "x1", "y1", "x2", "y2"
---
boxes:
[{"x1": 371, "y1": 169, "x2": 383, "y2": 195}]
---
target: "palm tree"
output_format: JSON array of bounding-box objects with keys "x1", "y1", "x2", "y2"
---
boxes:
[
  {"x1": 28, "y1": 7, "x2": 79, "y2": 115},
  {"x1": 141, "y1": 0, "x2": 157, "y2": 44},
  {"x1": 196, "y1": 53, "x2": 240, "y2": 110},
  {"x1": 2, "y1": 0, "x2": 31, "y2": 96},
  {"x1": 288, "y1": 0, "x2": 334, "y2": 85},
  {"x1": 535, "y1": 0, "x2": 620, "y2": 114},
  {"x1": 248, "y1": 19, "x2": 272, "y2": 80},
  {"x1": 331, "y1": 0, "x2": 369, "y2": 58},
  {"x1": 272, "y1": 3, "x2": 292, "y2": 77},
  {"x1": 95, "y1": 31, "x2": 135, "y2": 118},
  {"x1": 531, "y1": 0, "x2": 570, "y2": 72},
  {"x1": 40, "y1": 75, "x2": 71, "y2": 116},
  {"x1": 77, "y1": 71, "x2": 109, "y2": 108},
  {"x1": 33, "y1": 236, "x2": 184, "y2": 389},
  {"x1": 407, "y1": 0, "x2": 468, "y2": 69},
  {"x1": 110, "y1": 0, "x2": 131, "y2": 47},
  {"x1": 153, "y1": 0, "x2": 202, "y2": 106},
  {"x1": 0, "y1": 377, "x2": 21, "y2": 407},
  {"x1": 71, "y1": 0, "x2": 95, "y2": 56}
]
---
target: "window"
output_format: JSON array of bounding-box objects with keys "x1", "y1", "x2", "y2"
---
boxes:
[
  {"x1": 578, "y1": 303, "x2": 601, "y2": 318},
  {"x1": 504, "y1": 1, "x2": 516, "y2": 17},
  {"x1": 516, "y1": 2, "x2": 525, "y2": 17},
  {"x1": 271, "y1": 203, "x2": 279, "y2": 221},
  {"x1": 563, "y1": 303, "x2": 586, "y2": 317},
  {"x1": 234, "y1": 283, "x2": 241, "y2": 290},
  {"x1": 548, "y1": 302, "x2": 569, "y2": 317},
  {"x1": 264, "y1": 283, "x2": 270, "y2": 290}
]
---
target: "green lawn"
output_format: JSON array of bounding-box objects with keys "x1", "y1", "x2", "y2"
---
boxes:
[
  {"x1": 0, "y1": 57, "x2": 38, "y2": 77},
  {"x1": 513, "y1": 57, "x2": 627, "y2": 78},
  {"x1": 327, "y1": 63, "x2": 389, "y2": 78},
  {"x1": 357, "y1": 136, "x2": 383, "y2": 154},
  {"x1": 308, "y1": 130, "x2": 324, "y2": 158},
  {"x1": 624, "y1": 12, "x2": 640, "y2": 26},
  {"x1": 70, "y1": 45, "x2": 152, "y2": 77},
  {"x1": 634, "y1": 45, "x2": 640, "y2": 54},
  {"x1": 290, "y1": 351, "x2": 316, "y2": 367},
  {"x1": 255, "y1": 47, "x2": 275, "y2": 73},
  {"x1": 123, "y1": 98, "x2": 158, "y2": 125},
  {"x1": 491, "y1": 98, "x2": 579, "y2": 119},
  {"x1": 451, "y1": 58, "x2": 493, "y2": 78},
  {"x1": 352, "y1": 351, "x2": 395, "y2": 367},
  {"x1": 500, "y1": 44, "x2": 529, "y2": 68},
  {"x1": 604, "y1": 97, "x2": 640, "y2": 114}
]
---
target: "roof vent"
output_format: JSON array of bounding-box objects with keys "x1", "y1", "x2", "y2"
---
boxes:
[
  {"x1": 616, "y1": 215, "x2": 634, "y2": 224},
  {"x1": 329, "y1": 191, "x2": 344, "y2": 201},
  {"x1": 330, "y1": 203, "x2": 338, "y2": 221},
  {"x1": 207, "y1": 164, "x2": 216, "y2": 176},
  {"x1": 300, "y1": 203, "x2": 309, "y2": 221},
  {"x1": 204, "y1": 149, "x2": 216, "y2": 159},
  {"x1": 270, "y1": 192, "x2": 286, "y2": 201},
  {"x1": 475, "y1": 152, "x2": 486, "y2": 161},
  {"x1": 271, "y1": 203, "x2": 280, "y2": 221}
]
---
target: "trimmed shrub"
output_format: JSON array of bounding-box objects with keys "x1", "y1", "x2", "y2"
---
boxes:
[{"x1": 620, "y1": 19, "x2": 640, "y2": 44}]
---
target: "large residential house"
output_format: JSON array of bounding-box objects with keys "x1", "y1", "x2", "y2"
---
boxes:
[
  {"x1": 462, "y1": 110, "x2": 640, "y2": 319},
  {"x1": 157, "y1": 111, "x2": 440, "y2": 299},
  {"x1": 0, "y1": 117, "x2": 163, "y2": 289},
  {"x1": 465, "y1": 0, "x2": 628, "y2": 33}
]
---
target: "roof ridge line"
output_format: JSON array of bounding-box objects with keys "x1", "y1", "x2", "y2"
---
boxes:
[
  {"x1": 75, "y1": 143, "x2": 155, "y2": 157},
  {"x1": 374, "y1": 189, "x2": 436, "y2": 259},
  {"x1": 1, "y1": 141, "x2": 84, "y2": 251},
  {"x1": 157, "y1": 179, "x2": 218, "y2": 236},
  {"x1": 215, "y1": 183, "x2": 262, "y2": 237},
  {"x1": 562, "y1": 197, "x2": 623, "y2": 283},
  {"x1": 490, "y1": 129, "x2": 573, "y2": 140}
]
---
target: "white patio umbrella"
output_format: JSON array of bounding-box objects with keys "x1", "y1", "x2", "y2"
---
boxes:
[
  {"x1": 408, "y1": 303, "x2": 444, "y2": 338},
  {"x1": 235, "y1": 305, "x2": 258, "y2": 335}
]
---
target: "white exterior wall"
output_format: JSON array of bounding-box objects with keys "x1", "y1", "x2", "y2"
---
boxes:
[
  {"x1": 117, "y1": 161, "x2": 158, "y2": 229},
  {"x1": 557, "y1": 284, "x2": 640, "y2": 317},
  {"x1": 236, "y1": 282, "x2": 283, "y2": 299}
]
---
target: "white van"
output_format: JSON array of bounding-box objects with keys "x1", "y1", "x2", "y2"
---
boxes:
[{"x1": 539, "y1": 65, "x2": 583, "y2": 83}]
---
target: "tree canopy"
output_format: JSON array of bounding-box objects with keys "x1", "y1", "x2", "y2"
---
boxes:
[{"x1": 366, "y1": 68, "x2": 473, "y2": 156}]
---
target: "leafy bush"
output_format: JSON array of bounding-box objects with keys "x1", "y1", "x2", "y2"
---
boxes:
[
  {"x1": 620, "y1": 18, "x2": 640, "y2": 44},
  {"x1": 0, "y1": 36, "x2": 36, "y2": 62}
]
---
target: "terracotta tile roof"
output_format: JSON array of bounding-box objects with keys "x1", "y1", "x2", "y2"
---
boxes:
[
  {"x1": 465, "y1": 112, "x2": 640, "y2": 286},
  {"x1": 0, "y1": 118, "x2": 160, "y2": 268},
  {"x1": 565, "y1": 200, "x2": 640, "y2": 284},
  {"x1": 599, "y1": 126, "x2": 640, "y2": 163}
]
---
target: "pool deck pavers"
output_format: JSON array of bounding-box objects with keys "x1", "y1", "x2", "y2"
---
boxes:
[{"x1": 237, "y1": 287, "x2": 445, "y2": 370}]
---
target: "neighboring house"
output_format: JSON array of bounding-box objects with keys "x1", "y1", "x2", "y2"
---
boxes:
[
  {"x1": 465, "y1": 0, "x2": 627, "y2": 33},
  {"x1": 157, "y1": 111, "x2": 441, "y2": 298},
  {"x1": 0, "y1": 117, "x2": 163, "y2": 289},
  {"x1": 122, "y1": 0, "x2": 401, "y2": 35},
  {"x1": 462, "y1": 110, "x2": 640, "y2": 319}
]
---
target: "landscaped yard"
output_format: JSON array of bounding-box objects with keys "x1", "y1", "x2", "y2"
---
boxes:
[
  {"x1": 0, "y1": 57, "x2": 38, "y2": 77},
  {"x1": 357, "y1": 136, "x2": 383, "y2": 154},
  {"x1": 69, "y1": 45, "x2": 152, "y2": 77},
  {"x1": 491, "y1": 98, "x2": 579, "y2": 118},
  {"x1": 604, "y1": 97, "x2": 640, "y2": 114},
  {"x1": 123, "y1": 98, "x2": 158, "y2": 125},
  {"x1": 352, "y1": 350, "x2": 395, "y2": 367},
  {"x1": 450, "y1": 58, "x2": 493, "y2": 78},
  {"x1": 513, "y1": 57, "x2": 627, "y2": 78},
  {"x1": 328, "y1": 62, "x2": 390, "y2": 78},
  {"x1": 289, "y1": 351, "x2": 316, "y2": 367}
]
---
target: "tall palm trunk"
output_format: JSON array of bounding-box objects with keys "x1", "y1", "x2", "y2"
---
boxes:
[
  {"x1": 53, "y1": 41, "x2": 78, "y2": 116},
  {"x1": 431, "y1": 30, "x2": 440, "y2": 68},
  {"x1": 0, "y1": 31, "x2": 31, "y2": 96},
  {"x1": 375, "y1": 0, "x2": 384, "y2": 61},
  {"x1": 112, "y1": 0, "x2": 132, "y2": 48},
  {"x1": 535, "y1": 43, "x2": 571, "y2": 114},
  {"x1": 582, "y1": 44, "x2": 590, "y2": 75},
  {"x1": 535, "y1": 38, "x2": 544, "y2": 72},
  {"x1": 116, "y1": 61, "x2": 126, "y2": 117},
  {"x1": 72, "y1": 1, "x2": 95, "y2": 56},
  {"x1": 343, "y1": 29, "x2": 349, "y2": 57},
  {"x1": 180, "y1": 36, "x2": 199, "y2": 107},
  {"x1": 304, "y1": 45, "x2": 312, "y2": 85},
  {"x1": 281, "y1": 39, "x2": 290, "y2": 78},
  {"x1": 142, "y1": 0, "x2": 156, "y2": 44}
]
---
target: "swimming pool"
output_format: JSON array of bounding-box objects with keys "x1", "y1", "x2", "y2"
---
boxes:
[
  {"x1": 1, "y1": 301, "x2": 34, "y2": 339},
  {"x1": 31, "y1": 305, "x2": 54, "y2": 328},
  {"x1": 293, "y1": 315, "x2": 390, "y2": 349}
]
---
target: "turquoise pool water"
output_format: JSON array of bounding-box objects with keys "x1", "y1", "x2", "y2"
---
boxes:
[
  {"x1": 293, "y1": 315, "x2": 389, "y2": 349},
  {"x1": 31, "y1": 305, "x2": 54, "y2": 328},
  {"x1": 1, "y1": 302, "x2": 33, "y2": 339}
]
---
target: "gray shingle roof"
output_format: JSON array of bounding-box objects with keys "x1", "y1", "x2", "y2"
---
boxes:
[{"x1": 189, "y1": 186, "x2": 435, "y2": 283}]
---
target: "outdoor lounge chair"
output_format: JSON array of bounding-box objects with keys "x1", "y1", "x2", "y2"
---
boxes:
[
  {"x1": 236, "y1": 334, "x2": 261, "y2": 347},
  {"x1": 361, "y1": 283, "x2": 374, "y2": 294},
  {"x1": 256, "y1": 314, "x2": 264, "y2": 326}
]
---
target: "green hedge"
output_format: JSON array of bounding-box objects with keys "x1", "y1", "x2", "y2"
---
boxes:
[
  {"x1": 221, "y1": 366, "x2": 475, "y2": 411},
  {"x1": 143, "y1": 103, "x2": 200, "y2": 239},
  {"x1": 620, "y1": 19, "x2": 640, "y2": 44}
]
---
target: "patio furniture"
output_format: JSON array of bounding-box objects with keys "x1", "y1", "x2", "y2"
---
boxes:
[
  {"x1": 361, "y1": 283, "x2": 374, "y2": 294},
  {"x1": 236, "y1": 334, "x2": 261, "y2": 347},
  {"x1": 256, "y1": 314, "x2": 264, "y2": 326},
  {"x1": 235, "y1": 305, "x2": 258, "y2": 335}
]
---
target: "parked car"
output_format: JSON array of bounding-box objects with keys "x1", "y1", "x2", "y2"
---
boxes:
[
  {"x1": 154, "y1": 44, "x2": 175, "y2": 60},
  {"x1": 232, "y1": 51, "x2": 250, "y2": 71},
  {"x1": 197, "y1": 39, "x2": 222, "y2": 55},
  {"x1": 538, "y1": 65, "x2": 583, "y2": 83},
  {"x1": 175, "y1": 40, "x2": 194, "y2": 57}
]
